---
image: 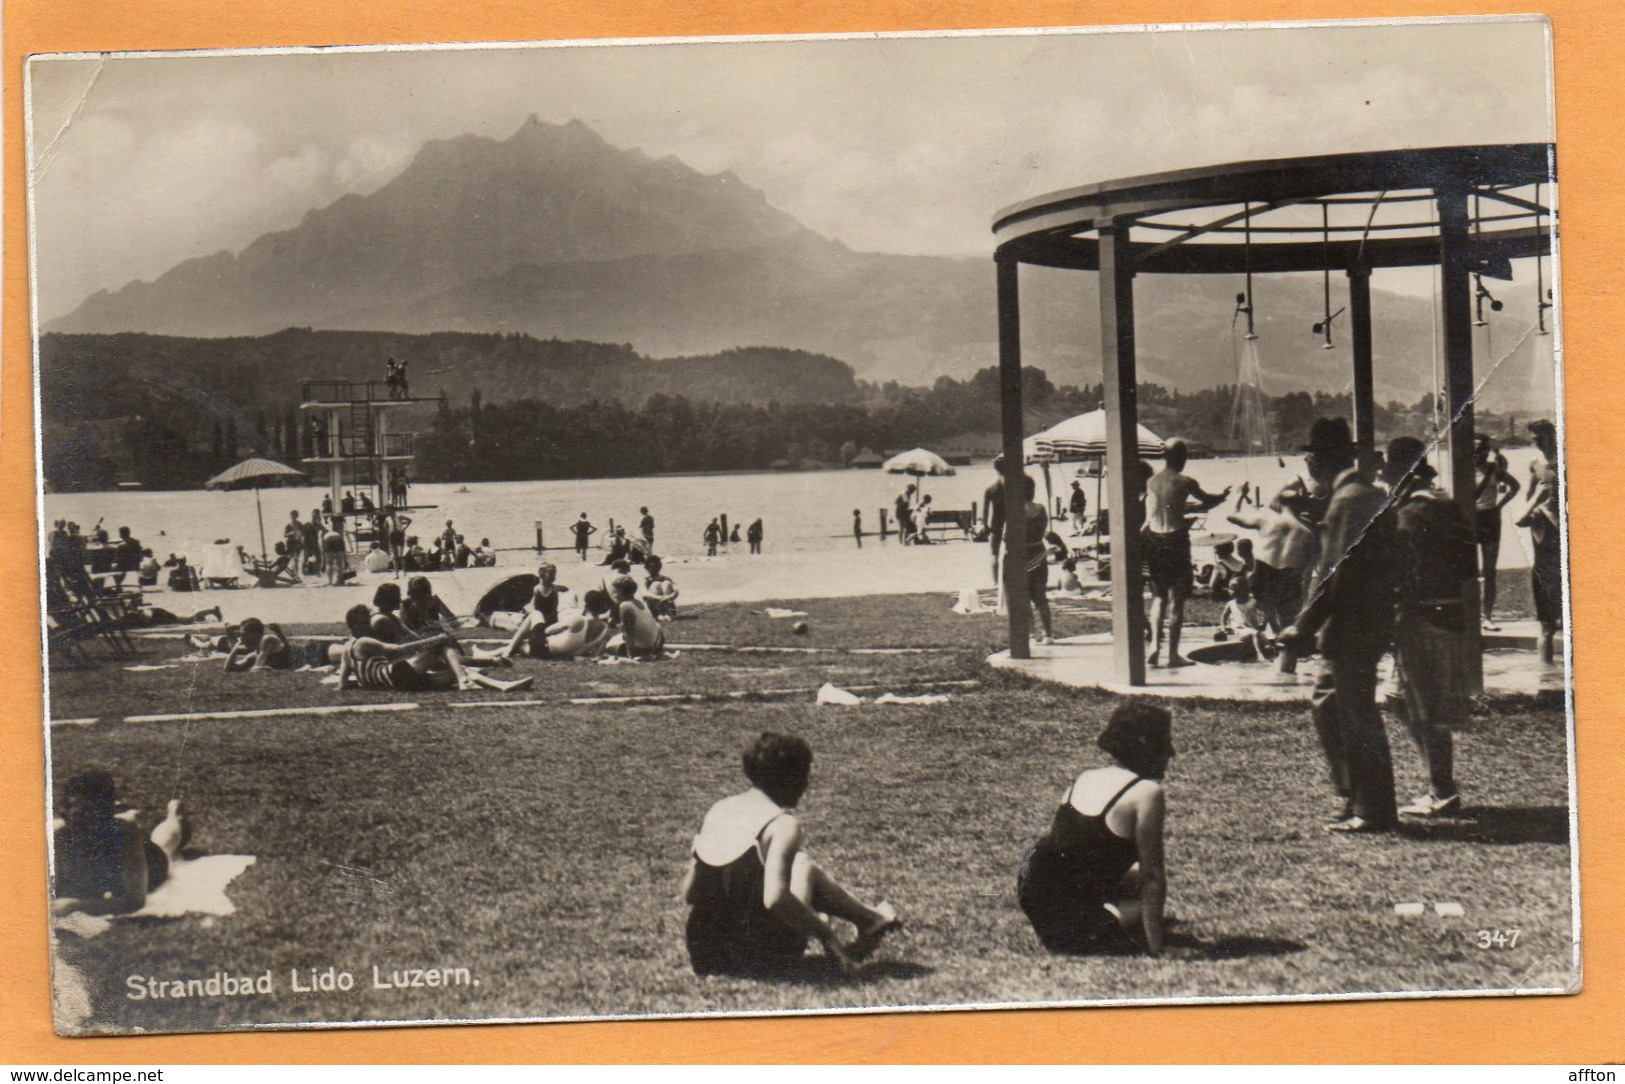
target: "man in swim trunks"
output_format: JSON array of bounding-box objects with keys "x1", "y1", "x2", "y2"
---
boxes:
[
  {"x1": 984, "y1": 456, "x2": 1006, "y2": 586},
  {"x1": 571, "y1": 513, "x2": 597, "y2": 561},
  {"x1": 639, "y1": 507, "x2": 655, "y2": 550},
  {"x1": 1143, "y1": 439, "x2": 1230, "y2": 666},
  {"x1": 612, "y1": 575, "x2": 665, "y2": 658},
  {"x1": 1226, "y1": 485, "x2": 1314, "y2": 635},
  {"x1": 336, "y1": 605, "x2": 531, "y2": 692},
  {"x1": 1473, "y1": 433, "x2": 1521, "y2": 630}
]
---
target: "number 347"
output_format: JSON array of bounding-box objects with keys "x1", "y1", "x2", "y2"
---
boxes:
[{"x1": 1475, "y1": 928, "x2": 1521, "y2": 949}]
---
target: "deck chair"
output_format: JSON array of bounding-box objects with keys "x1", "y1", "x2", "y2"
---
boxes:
[{"x1": 200, "y1": 543, "x2": 246, "y2": 588}]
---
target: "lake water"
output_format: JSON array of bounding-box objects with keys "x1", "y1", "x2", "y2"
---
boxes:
[{"x1": 43, "y1": 449, "x2": 1544, "y2": 573}]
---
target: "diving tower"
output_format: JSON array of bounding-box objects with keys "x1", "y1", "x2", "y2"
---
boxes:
[{"x1": 298, "y1": 380, "x2": 443, "y2": 518}]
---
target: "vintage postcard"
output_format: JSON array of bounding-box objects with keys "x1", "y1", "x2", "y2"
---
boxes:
[{"x1": 29, "y1": 16, "x2": 1574, "y2": 1036}]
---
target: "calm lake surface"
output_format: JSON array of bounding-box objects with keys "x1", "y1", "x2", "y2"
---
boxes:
[{"x1": 43, "y1": 449, "x2": 1544, "y2": 571}]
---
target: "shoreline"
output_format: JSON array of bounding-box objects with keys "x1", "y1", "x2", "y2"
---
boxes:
[{"x1": 134, "y1": 539, "x2": 1004, "y2": 626}]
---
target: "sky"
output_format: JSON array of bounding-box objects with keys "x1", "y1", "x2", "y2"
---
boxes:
[{"x1": 27, "y1": 18, "x2": 1555, "y2": 323}]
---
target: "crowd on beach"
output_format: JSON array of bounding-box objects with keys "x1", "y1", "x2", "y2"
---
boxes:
[{"x1": 49, "y1": 418, "x2": 1566, "y2": 991}]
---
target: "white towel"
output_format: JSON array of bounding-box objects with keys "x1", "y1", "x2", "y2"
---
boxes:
[
  {"x1": 130, "y1": 855, "x2": 257, "y2": 919},
  {"x1": 951, "y1": 588, "x2": 987, "y2": 615},
  {"x1": 764, "y1": 607, "x2": 809, "y2": 619},
  {"x1": 815, "y1": 683, "x2": 863, "y2": 705},
  {"x1": 874, "y1": 692, "x2": 951, "y2": 705}
]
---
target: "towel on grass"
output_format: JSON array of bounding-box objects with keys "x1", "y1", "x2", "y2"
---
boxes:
[
  {"x1": 762, "y1": 608, "x2": 809, "y2": 619},
  {"x1": 874, "y1": 692, "x2": 951, "y2": 705},
  {"x1": 54, "y1": 855, "x2": 257, "y2": 940},
  {"x1": 816, "y1": 683, "x2": 864, "y2": 705},
  {"x1": 951, "y1": 588, "x2": 991, "y2": 615},
  {"x1": 125, "y1": 664, "x2": 179, "y2": 672}
]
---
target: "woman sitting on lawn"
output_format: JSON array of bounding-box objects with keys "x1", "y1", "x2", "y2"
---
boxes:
[
  {"x1": 1018, "y1": 701, "x2": 1172, "y2": 956},
  {"x1": 52, "y1": 769, "x2": 189, "y2": 916},
  {"x1": 682, "y1": 732, "x2": 899, "y2": 977},
  {"x1": 336, "y1": 605, "x2": 531, "y2": 693},
  {"x1": 370, "y1": 582, "x2": 411, "y2": 643},
  {"x1": 494, "y1": 589, "x2": 616, "y2": 661},
  {"x1": 401, "y1": 575, "x2": 458, "y2": 634}
]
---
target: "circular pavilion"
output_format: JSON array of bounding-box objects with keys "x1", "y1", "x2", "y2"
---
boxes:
[{"x1": 987, "y1": 144, "x2": 1557, "y2": 686}]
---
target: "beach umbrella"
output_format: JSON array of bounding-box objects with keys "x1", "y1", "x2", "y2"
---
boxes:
[
  {"x1": 205, "y1": 457, "x2": 307, "y2": 560},
  {"x1": 1027, "y1": 409, "x2": 1166, "y2": 461},
  {"x1": 1025, "y1": 411, "x2": 1166, "y2": 548},
  {"x1": 883, "y1": 447, "x2": 956, "y2": 509}
]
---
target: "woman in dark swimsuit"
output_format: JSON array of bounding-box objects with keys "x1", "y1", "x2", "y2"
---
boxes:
[
  {"x1": 681, "y1": 732, "x2": 899, "y2": 977},
  {"x1": 52, "y1": 770, "x2": 189, "y2": 916},
  {"x1": 1019, "y1": 701, "x2": 1173, "y2": 955}
]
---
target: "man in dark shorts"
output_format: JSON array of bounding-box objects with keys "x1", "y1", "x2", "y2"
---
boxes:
[
  {"x1": 1473, "y1": 433, "x2": 1521, "y2": 630},
  {"x1": 1143, "y1": 439, "x2": 1230, "y2": 667},
  {"x1": 1020, "y1": 476, "x2": 1056, "y2": 643},
  {"x1": 984, "y1": 456, "x2": 1006, "y2": 587},
  {"x1": 1520, "y1": 420, "x2": 1563, "y2": 663},
  {"x1": 571, "y1": 513, "x2": 597, "y2": 560},
  {"x1": 639, "y1": 507, "x2": 655, "y2": 550}
]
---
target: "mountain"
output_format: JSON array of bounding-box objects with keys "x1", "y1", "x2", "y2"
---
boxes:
[{"x1": 47, "y1": 117, "x2": 1556, "y2": 409}]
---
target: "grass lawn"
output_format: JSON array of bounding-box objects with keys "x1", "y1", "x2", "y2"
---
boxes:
[{"x1": 46, "y1": 581, "x2": 1575, "y2": 1034}]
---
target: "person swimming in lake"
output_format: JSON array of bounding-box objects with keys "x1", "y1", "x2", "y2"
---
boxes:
[
  {"x1": 52, "y1": 769, "x2": 190, "y2": 917},
  {"x1": 682, "y1": 732, "x2": 899, "y2": 977},
  {"x1": 1018, "y1": 701, "x2": 1172, "y2": 956}
]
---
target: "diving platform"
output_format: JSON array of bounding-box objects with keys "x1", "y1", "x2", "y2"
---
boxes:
[{"x1": 298, "y1": 377, "x2": 443, "y2": 533}]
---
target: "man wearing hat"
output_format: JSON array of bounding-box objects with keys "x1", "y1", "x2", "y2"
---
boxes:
[
  {"x1": 1383, "y1": 436, "x2": 1476, "y2": 818},
  {"x1": 1280, "y1": 417, "x2": 1400, "y2": 833}
]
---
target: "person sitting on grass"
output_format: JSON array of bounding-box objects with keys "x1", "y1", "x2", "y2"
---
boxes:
[
  {"x1": 401, "y1": 574, "x2": 458, "y2": 635},
  {"x1": 336, "y1": 605, "x2": 531, "y2": 693},
  {"x1": 503, "y1": 589, "x2": 618, "y2": 661},
  {"x1": 370, "y1": 582, "x2": 411, "y2": 643},
  {"x1": 1018, "y1": 701, "x2": 1173, "y2": 957},
  {"x1": 683, "y1": 732, "x2": 900, "y2": 977},
  {"x1": 1055, "y1": 558, "x2": 1086, "y2": 596},
  {"x1": 52, "y1": 769, "x2": 189, "y2": 917},
  {"x1": 610, "y1": 574, "x2": 665, "y2": 658},
  {"x1": 224, "y1": 617, "x2": 292, "y2": 671},
  {"x1": 644, "y1": 555, "x2": 680, "y2": 620}
]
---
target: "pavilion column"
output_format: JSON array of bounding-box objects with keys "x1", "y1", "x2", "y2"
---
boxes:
[
  {"x1": 1099, "y1": 220, "x2": 1147, "y2": 686},
  {"x1": 1347, "y1": 264, "x2": 1377, "y2": 469},
  {"x1": 1437, "y1": 187, "x2": 1485, "y2": 688},
  {"x1": 996, "y1": 255, "x2": 1032, "y2": 660}
]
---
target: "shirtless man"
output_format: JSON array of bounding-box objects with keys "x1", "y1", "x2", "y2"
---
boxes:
[
  {"x1": 1143, "y1": 440, "x2": 1230, "y2": 666},
  {"x1": 1473, "y1": 434, "x2": 1521, "y2": 630},
  {"x1": 1226, "y1": 485, "x2": 1315, "y2": 635},
  {"x1": 52, "y1": 770, "x2": 190, "y2": 916},
  {"x1": 496, "y1": 588, "x2": 614, "y2": 661},
  {"x1": 612, "y1": 575, "x2": 665, "y2": 658},
  {"x1": 336, "y1": 605, "x2": 531, "y2": 692}
]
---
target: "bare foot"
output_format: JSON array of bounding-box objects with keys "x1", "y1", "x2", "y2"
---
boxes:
[
  {"x1": 1166, "y1": 655, "x2": 1193, "y2": 668},
  {"x1": 848, "y1": 902, "x2": 901, "y2": 962}
]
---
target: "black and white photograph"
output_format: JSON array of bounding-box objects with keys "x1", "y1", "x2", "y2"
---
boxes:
[{"x1": 29, "y1": 16, "x2": 1573, "y2": 1036}]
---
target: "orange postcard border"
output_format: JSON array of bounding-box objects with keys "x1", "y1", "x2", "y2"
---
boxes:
[{"x1": 3, "y1": 0, "x2": 1621, "y2": 1064}]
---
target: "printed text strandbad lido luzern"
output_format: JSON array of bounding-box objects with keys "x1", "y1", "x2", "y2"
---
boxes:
[{"x1": 125, "y1": 964, "x2": 478, "y2": 1000}]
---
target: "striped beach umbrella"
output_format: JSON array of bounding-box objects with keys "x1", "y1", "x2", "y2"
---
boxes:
[{"x1": 206, "y1": 457, "x2": 307, "y2": 560}]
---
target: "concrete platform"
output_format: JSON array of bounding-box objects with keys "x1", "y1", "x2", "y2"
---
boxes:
[{"x1": 989, "y1": 621, "x2": 1567, "y2": 702}]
